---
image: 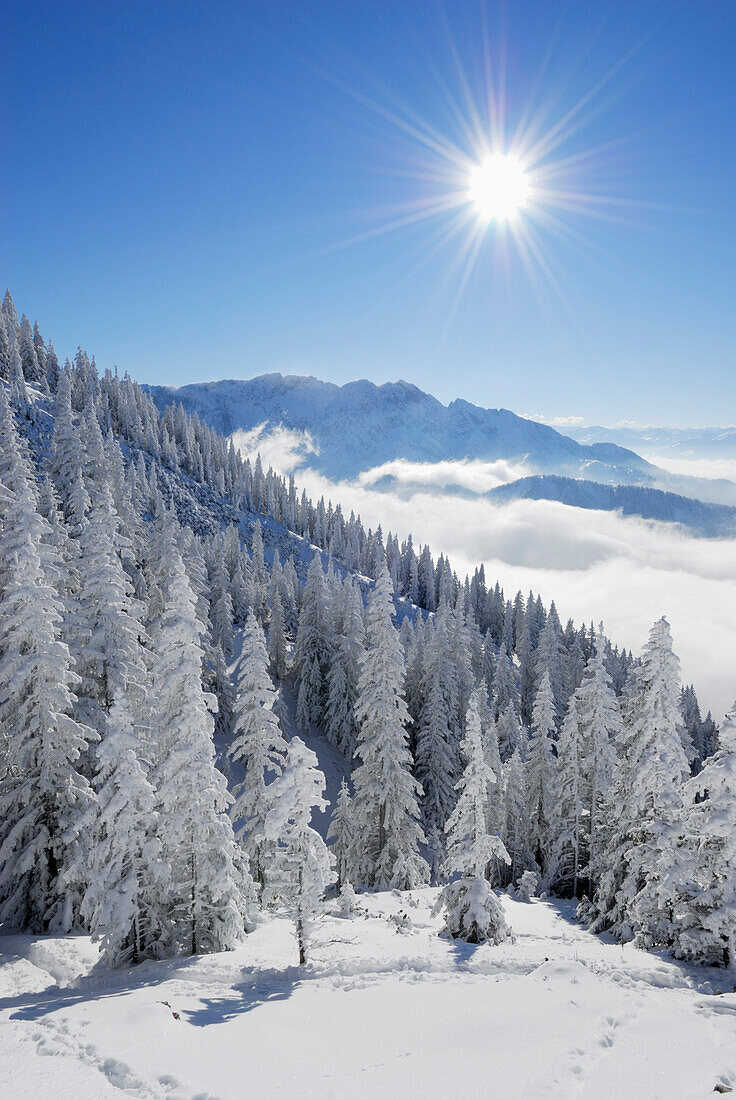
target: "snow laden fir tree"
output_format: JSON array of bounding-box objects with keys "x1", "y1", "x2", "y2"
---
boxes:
[
  {"x1": 149, "y1": 537, "x2": 246, "y2": 957},
  {"x1": 436, "y1": 692, "x2": 511, "y2": 945},
  {"x1": 0, "y1": 387, "x2": 94, "y2": 934},
  {"x1": 350, "y1": 560, "x2": 429, "y2": 891},
  {"x1": 228, "y1": 610, "x2": 288, "y2": 890},
  {"x1": 264, "y1": 738, "x2": 335, "y2": 964}
]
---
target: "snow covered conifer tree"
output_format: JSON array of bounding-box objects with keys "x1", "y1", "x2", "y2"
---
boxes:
[
  {"x1": 550, "y1": 693, "x2": 586, "y2": 897},
  {"x1": 496, "y1": 700, "x2": 523, "y2": 760},
  {"x1": 0, "y1": 310, "x2": 10, "y2": 382},
  {"x1": 151, "y1": 540, "x2": 245, "y2": 955},
  {"x1": 415, "y1": 611, "x2": 459, "y2": 878},
  {"x1": 210, "y1": 642, "x2": 236, "y2": 744},
  {"x1": 327, "y1": 779, "x2": 355, "y2": 889},
  {"x1": 672, "y1": 704, "x2": 736, "y2": 967},
  {"x1": 18, "y1": 314, "x2": 44, "y2": 389},
  {"x1": 442, "y1": 694, "x2": 502, "y2": 881},
  {"x1": 228, "y1": 610, "x2": 288, "y2": 889},
  {"x1": 586, "y1": 617, "x2": 690, "y2": 946},
  {"x1": 575, "y1": 630, "x2": 622, "y2": 894},
  {"x1": 250, "y1": 519, "x2": 268, "y2": 621},
  {"x1": 351, "y1": 558, "x2": 429, "y2": 889},
  {"x1": 79, "y1": 692, "x2": 163, "y2": 966},
  {"x1": 75, "y1": 481, "x2": 149, "y2": 757},
  {"x1": 625, "y1": 619, "x2": 693, "y2": 948},
  {"x1": 292, "y1": 552, "x2": 332, "y2": 729},
  {"x1": 210, "y1": 552, "x2": 234, "y2": 656},
  {"x1": 264, "y1": 737, "x2": 336, "y2": 964},
  {"x1": 267, "y1": 585, "x2": 288, "y2": 681},
  {"x1": 478, "y1": 681, "x2": 502, "y2": 789},
  {"x1": 491, "y1": 646, "x2": 518, "y2": 722},
  {"x1": 81, "y1": 395, "x2": 109, "y2": 489},
  {"x1": 526, "y1": 670, "x2": 557, "y2": 879},
  {"x1": 437, "y1": 693, "x2": 511, "y2": 943},
  {"x1": 50, "y1": 365, "x2": 82, "y2": 513},
  {"x1": 442, "y1": 695, "x2": 506, "y2": 884},
  {"x1": 7, "y1": 328, "x2": 29, "y2": 413},
  {"x1": 502, "y1": 749, "x2": 535, "y2": 887},
  {"x1": 534, "y1": 604, "x2": 567, "y2": 724},
  {"x1": 477, "y1": 684, "x2": 505, "y2": 880},
  {"x1": 324, "y1": 580, "x2": 365, "y2": 758},
  {"x1": 0, "y1": 388, "x2": 94, "y2": 932}
]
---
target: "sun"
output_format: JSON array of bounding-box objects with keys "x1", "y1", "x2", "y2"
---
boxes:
[{"x1": 467, "y1": 152, "x2": 530, "y2": 224}]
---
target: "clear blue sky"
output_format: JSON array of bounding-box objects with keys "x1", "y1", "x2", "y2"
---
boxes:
[{"x1": 3, "y1": 1, "x2": 735, "y2": 425}]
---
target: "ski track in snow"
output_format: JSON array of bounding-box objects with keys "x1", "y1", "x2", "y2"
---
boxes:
[{"x1": 2, "y1": 892, "x2": 736, "y2": 1099}]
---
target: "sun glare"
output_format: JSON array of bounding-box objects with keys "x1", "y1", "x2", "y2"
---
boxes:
[
  {"x1": 314, "y1": 29, "x2": 638, "y2": 317},
  {"x1": 467, "y1": 152, "x2": 530, "y2": 223}
]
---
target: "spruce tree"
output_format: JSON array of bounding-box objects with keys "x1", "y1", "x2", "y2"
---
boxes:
[
  {"x1": 625, "y1": 620, "x2": 693, "y2": 948},
  {"x1": 324, "y1": 580, "x2": 364, "y2": 758},
  {"x1": 526, "y1": 670, "x2": 557, "y2": 879},
  {"x1": 228, "y1": 611, "x2": 287, "y2": 889},
  {"x1": 292, "y1": 553, "x2": 332, "y2": 729},
  {"x1": 586, "y1": 618, "x2": 690, "y2": 946},
  {"x1": 415, "y1": 611, "x2": 459, "y2": 879},
  {"x1": 672, "y1": 705, "x2": 736, "y2": 967},
  {"x1": 327, "y1": 779, "x2": 355, "y2": 889},
  {"x1": 264, "y1": 737, "x2": 336, "y2": 964},
  {"x1": 79, "y1": 693, "x2": 163, "y2": 966},
  {"x1": 443, "y1": 693, "x2": 510, "y2": 880},
  {"x1": 267, "y1": 585, "x2": 288, "y2": 681},
  {"x1": 151, "y1": 539, "x2": 245, "y2": 955},
  {"x1": 491, "y1": 646, "x2": 518, "y2": 722},
  {"x1": 0, "y1": 389, "x2": 94, "y2": 932},
  {"x1": 575, "y1": 630, "x2": 622, "y2": 894},
  {"x1": 75, "y1": 481, "x2": 149, "y2": 757},
  {"x1": 550, "y1": 693, "x2": 586, "y2": 897},
  {"x1": 351, "y1": 560, "x2": 428, "y2": 889},
  {"x1": 502, "y1": 749, "x2": 535, "y2": 887},
  {"x1": 437, "y1": 694, "x2": 511, "y2": 944}
]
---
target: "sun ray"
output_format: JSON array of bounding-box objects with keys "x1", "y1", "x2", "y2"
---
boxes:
[{"x1": 290, "y1": 12, "x2": 677, "y2": 322}]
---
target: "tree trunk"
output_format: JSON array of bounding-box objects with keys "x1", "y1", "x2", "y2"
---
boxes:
[
  {"x1": 297, "y1": 916, "x2": 306, "y2": 965},
  {"x1": 191, "y1": 853, "x2": 197, "y2": 956},
  {"x1": 297, "y1": 865, "x2": 306, "y2": 964}
]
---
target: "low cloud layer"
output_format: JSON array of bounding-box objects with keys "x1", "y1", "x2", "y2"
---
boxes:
[
  {"x1": 230, "y1": 425, "x2": 318, "y2": 476},
  {"x1": 358, "y1": 457, "x2": 530, "y2": 494},
  {"x1": 234, "y1": 429, "x2": 736, "y2": 719}
]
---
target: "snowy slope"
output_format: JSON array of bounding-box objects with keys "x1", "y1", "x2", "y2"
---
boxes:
[{"x1": 2, "y1": 890, "x2": 734, "y2": 1099}]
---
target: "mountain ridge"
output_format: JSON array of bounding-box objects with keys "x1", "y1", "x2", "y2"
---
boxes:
[
  {"x1": 146, "y1": 373, "x2": 655, "y2": 483},
  {"x1": 146, "y1": 372, "x2": 736, "y2": 509}
]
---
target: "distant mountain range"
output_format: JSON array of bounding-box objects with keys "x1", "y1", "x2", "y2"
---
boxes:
[
  {"x1": 486, "y1": 476, "x2": 736, "y2": 538},
  {"x1": 146, "y1": 374, "x2": 736, "y2": 535},
  {"x1": 566, "y1": 423, "x2": 736, "y2": 461}
]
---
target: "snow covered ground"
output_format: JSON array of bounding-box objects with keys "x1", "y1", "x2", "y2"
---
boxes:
[{"x1": 2, "y1": 891, "x2": 734, "y2": 1100}]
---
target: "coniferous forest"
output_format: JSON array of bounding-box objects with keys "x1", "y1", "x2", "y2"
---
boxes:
[{"x1": 0, "y1": 291, "x2": 732, "y2": 975}]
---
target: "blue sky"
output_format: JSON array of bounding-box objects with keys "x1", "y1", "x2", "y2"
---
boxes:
[{"x1": 3, "y1": 1, "x2": 735, "y2": 425}]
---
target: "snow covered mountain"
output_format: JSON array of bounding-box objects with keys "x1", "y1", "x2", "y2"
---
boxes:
[
  {"x1": 146, "y1": 375, "x2": 655, "y2": 484},
  {"x1": 146, "y1": 374, "x2": 736, "y2": 509}
]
